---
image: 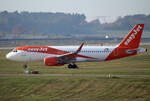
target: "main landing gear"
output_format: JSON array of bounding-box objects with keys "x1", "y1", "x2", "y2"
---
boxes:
[{"x1": 67, "y1": 63, "x2": 79, "y2": 69}]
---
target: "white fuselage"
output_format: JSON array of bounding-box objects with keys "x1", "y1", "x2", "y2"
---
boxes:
[{"x1": 6, "y1": 45, "x2": 117, "y2": 62}]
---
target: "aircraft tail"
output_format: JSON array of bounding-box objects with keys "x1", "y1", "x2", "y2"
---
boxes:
[
  {"x1": 105, "y1": 24, "x2": 145, "y2": 61},
  {"x1": 118, "y1": 24, "x2": 144, "y2": 49}
]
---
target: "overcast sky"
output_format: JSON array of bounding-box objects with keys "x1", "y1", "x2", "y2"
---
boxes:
[{"x1": 0, "y1": 0, "x2": 150, "y2": 23}]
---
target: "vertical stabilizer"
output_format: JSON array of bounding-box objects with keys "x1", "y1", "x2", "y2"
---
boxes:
[{"x1": 118, "y1": 24, "x2": 144, "y2": 49}]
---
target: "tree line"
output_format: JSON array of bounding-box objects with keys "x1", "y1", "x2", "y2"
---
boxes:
[
  {"x1": 0, "y1": 11, "x2": 150, "y2": 35},
  {"x1": 0, "y1": 11, "x2": 101, "y2": 35}
]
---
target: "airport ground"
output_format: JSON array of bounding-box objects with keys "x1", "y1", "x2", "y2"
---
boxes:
[{"x1": 0, "y1": 45, "x2": 150, "y2": 101}]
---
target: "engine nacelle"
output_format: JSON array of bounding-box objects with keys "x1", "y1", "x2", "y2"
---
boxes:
[{"x1": 44, "y1": 57, "x2": 64, "y2": 66}]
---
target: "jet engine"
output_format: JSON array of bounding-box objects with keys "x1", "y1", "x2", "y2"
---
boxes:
[{"x1": 44, "y1": 57, "x2": 64, "y2": 66}]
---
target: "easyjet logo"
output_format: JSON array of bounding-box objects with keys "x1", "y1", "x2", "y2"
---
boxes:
[
  {"x1": 27, "y1": 48, "x2": 48, "y2": 52},
  {"x1": 124, "y1": 25, "x2": 142, "y2": 46}
]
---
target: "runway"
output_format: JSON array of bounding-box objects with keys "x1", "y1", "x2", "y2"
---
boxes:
[{"x1": 0, "y1": 73, "x2": 150, "y2": 79}]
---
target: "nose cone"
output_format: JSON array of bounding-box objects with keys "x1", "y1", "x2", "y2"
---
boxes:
[
  {"x1": 6, "y1": 53, "x2": 11, "y2": 59},
  {"x1": 6, "y1": 53, "x2": 10, "y2": 59},
  {"x1": 6, "y1": 52, "x2": 15, "y2": 61}
]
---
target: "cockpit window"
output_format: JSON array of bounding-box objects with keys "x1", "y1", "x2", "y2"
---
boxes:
[{"x1": 12, "y1": 49, "x2": 18, "y2": 52}]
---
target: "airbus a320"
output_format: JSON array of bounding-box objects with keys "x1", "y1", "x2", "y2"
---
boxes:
[{"x1": 6, "y1": 24, "x2": 147, "y2": 69}]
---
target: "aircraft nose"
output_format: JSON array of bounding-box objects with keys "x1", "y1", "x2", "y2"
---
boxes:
[
  {"x1": 6, "y1": 52, "x2": 14, "y2": 60},
  {"x1": 6, "y1": 53, "x2": 11, "y2": 59}
]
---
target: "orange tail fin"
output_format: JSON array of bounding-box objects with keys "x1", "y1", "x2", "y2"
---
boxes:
[{"x1": 118, "y1": 24, "x2": 144, "y2": 49}]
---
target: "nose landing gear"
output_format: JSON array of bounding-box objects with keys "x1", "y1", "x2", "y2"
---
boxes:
[
  {"x1": 23, "y1": 63, "x2": 39, "y2": 74},
  {"x1": 23, "y1": 64, "x2": 28, "y2": 69}
]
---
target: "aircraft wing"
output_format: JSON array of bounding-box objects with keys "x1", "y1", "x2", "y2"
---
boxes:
[{"x1": 56, "y1": 43, "x2": 84, "y2": 64}]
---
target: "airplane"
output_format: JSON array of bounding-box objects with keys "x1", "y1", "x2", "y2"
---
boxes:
[{"x1": 6, "y1": 24, "x2": 147, "y2": 69}]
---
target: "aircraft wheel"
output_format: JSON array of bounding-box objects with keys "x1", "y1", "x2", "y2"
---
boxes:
[
  {"x1": 68, "y1": 64, "x2": 72, "y2": 69},
  {"x1": 72, "y1": 64, "x2": 78, "y2": 69},
  {"x1": 68, "y1": 64, "x2": 78, "y2": 69},
  {"x1": 23, "y1": 64, "x2": 28, "y2": 69}
]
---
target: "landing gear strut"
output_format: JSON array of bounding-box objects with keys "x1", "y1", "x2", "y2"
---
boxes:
[
  {"x1": 23, "y1": 63, "x2": 39, "y2": 74},
  {"x1": 23, "y1": 63, "x2": 29, "y2": 74},
  {"x1": 23, "y1": 64, "x2": 28, "y2": 69},
  {"x1": 68, "y1": 63, "x2": 78, "y2": 69}
]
